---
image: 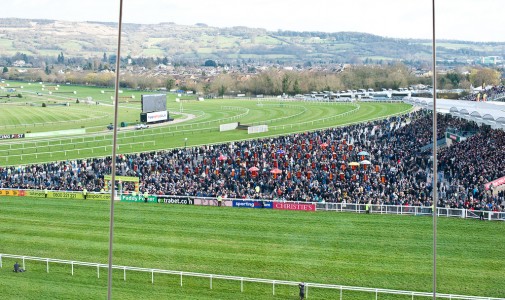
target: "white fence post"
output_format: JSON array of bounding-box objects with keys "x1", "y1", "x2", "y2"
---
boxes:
[
  {"x1": 273, "y1": 281, "x2": 275, "y2": 295},
  {"x1": 71, "y1": 261, "x2": 74, "y2": 275},
  {"x1": 241, "y1": 278, "x2": 243, "y2": 292},
  {"x1": 340, "y1": 286, "x2": 343, "y2": 300},
  {"x1": 180, "y1": 272, "x2": 183, "y2": 286},
  {"x1": 97, "y1": 265, "x2": 100, "y2": 278},
  {"x1": 123, "y1": 267, "x2": 126, "y2": 281},
  {"x1": 46, "y1": 259, "x2": 49, "y2": 273},
  {"x1": 151, "y1": 271, "x2": 154, "y2": 284}
]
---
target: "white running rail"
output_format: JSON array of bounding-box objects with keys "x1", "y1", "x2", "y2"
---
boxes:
[{"x1": 1, "y1": 253, "x2": 502, "y2": 300}]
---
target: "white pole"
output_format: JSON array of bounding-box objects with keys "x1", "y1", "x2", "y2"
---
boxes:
[
  {"x1": 431, "y1": 1, "x2": 438, "y2": 299},
  {"x1": 107, "y1": 1, "x2": 124, "y2": 300}
]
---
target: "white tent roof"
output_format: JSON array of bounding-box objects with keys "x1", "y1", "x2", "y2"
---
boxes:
[{"x1": 407, "y1": 98, "x2": 505, "y2": 129}]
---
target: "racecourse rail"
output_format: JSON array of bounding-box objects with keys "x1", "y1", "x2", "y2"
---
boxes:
[
  {"x1": 0, "y1": 103, "x2": 362, "y2": 163},
  {"x1": 0, "y1": 253, "x2": 502, "y2": 300},
  {"x1": 0, "y1": 101, "x2": 399, "y2": 166}
]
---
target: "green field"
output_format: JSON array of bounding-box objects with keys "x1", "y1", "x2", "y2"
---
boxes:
[
  {"x1": 0, "y1": 196, "x2": 503, "y2": 299},
  {"x1": 0, "y1": 80, "x2": 412, "y2": 166},
  {"x1": 2, "y1": 80, "x2": 502, "y2": 299}
]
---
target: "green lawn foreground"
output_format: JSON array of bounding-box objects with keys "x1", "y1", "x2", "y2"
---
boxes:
[{"x1": 0, "y1": 196, "x2": 503, "y2": 299}]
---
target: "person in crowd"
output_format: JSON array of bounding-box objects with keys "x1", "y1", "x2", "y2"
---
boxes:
[
  {"x1": 460, "y1": 85, "x2": 505, "y2": 102},
  {"x1": 143, "y1": 190, "x2": 149, "y2": 203}
]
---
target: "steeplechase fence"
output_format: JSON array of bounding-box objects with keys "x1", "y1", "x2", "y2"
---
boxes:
[{"x1": 0, "y1": 253, "x2": 502, "y2": 300}]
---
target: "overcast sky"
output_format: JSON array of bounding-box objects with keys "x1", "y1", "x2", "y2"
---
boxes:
[{"x1": 2, "y1": 0, "x2": 504, "y2": 42}]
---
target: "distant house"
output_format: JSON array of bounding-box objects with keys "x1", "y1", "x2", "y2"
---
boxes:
[
  {"x1": 13, "y1": 60, "x2": 26, "y2": 67},
  {"x1": 480, "y1": 56, "x2": 502, "y2": 65}
]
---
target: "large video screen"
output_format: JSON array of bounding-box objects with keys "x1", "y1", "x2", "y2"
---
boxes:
[{"x1": 141, "y1": 94, "x2": 167, "y2": 113}]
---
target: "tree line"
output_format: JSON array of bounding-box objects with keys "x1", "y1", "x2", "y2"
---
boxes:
[{"x1": 2, "y1": 62, "x2": 502, "y2": 96}]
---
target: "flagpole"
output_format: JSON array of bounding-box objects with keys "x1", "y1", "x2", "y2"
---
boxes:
[
  {"x1": 431, "y1": 0, "x2": 438, "y2": 299},
  {"x1": 108, "y1": 0, "x2": 123, "y2": 299}
]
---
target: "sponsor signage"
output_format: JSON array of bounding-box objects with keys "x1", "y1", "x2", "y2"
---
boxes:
[
  {"x1": 120, "y1": 195, "x2": 158, "y2": 203},
  {"x1": 158, "y1": 196, "x2": 194, "y2": 205},
  {"x1": 0, "y1": 189, "x2": 25, "y2": 196},
  {"x1": 193, "y1": 198, "x2": 232, "y2": 207},
  {"x1": 273, "y1": 202, "x2": 316, "y2": 211},
  {"x1": 86, "y1": 193, "x2": 112, "y2": 201},
  {"x1": 39, "y1": 191, "x2": 110, "y2": 200},
  {"x1": 0, "y1": 133, "x2": 25, "y2": 140},
  {"x1": 446, "y1": 132, "x2": 462, "y2": 142},
  {"x1": 232, "y1": 200, "x2": 273, "y2": 209},
  {"x1": 146, "y1": 111, "x2": 168, "y2": 123},
  {"x1": 0, "y1": 189, "x2": 110, "y2": 200}
]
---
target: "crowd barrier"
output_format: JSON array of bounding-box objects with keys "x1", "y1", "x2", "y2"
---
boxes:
[{"x1": 1, "y1": 189, "x2": 504, "y2": 221}]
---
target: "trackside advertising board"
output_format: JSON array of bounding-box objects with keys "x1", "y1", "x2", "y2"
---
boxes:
[
  {"x1": 0, "y1": 190, "x2": 26, "y2": 196},
  {"x1": 0, "y1": 133, "x2": 25, "y2": 140},
  {"x1": 146, "y1": 111, "x2": 168, "y2": 123},
  {"x1": 232, "y1": 200, "x2": 273, "y2": 209},
  {"x1": 120, "y1": 195, "x2": 158, "y2": 203},
  {"x1": 273, "y1": 202, "x2": 316, "y2": 211},
  {"x1": 158, "y1": 195, "x2": 194, "y2": 205},
  {"x1": 0, "y1": 189, "x2": 110, "y2": 200}
]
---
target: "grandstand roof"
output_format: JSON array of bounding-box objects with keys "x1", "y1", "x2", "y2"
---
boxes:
[{"x1": 406, "y1": 98, "x2": 505, "y2": 129}]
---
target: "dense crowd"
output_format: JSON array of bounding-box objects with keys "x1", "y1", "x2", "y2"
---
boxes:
[
  {"x1": 438, "y1": 128, "x2": 505, "y2": 212},
  {"x1": 460, "y1": 85, "x2": 505, "y2": 101},
  {"x1": 1, "y1": 110, "x2": 504, "y2": 212}
]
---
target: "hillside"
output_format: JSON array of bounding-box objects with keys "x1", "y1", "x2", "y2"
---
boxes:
[{"x1": 1, "y1": 18, "x2": 504, "y2": 63}]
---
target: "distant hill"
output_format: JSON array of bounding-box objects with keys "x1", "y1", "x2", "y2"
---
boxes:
[{"x1": 1, "y1": 18, "x2": 504, "y2": 63}]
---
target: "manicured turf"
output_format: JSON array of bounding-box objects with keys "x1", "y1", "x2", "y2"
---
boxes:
[
  {"x1": 0, "y1": 80, "x2": 412, "y2": 165},
  {"x1": 3, "y1": 80, "x2": 499, "y2": 299},
  {"x1": 0, "y1": 196, "x2": 503, "y2": 299}
]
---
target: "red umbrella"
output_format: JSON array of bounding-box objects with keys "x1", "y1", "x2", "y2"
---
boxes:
[
  {"x1": 218, "y1": 154, "x2": 227, "y2": 161},
  {"x1": 270, "y1": 168, "x2": 282, "y2": 174},
  {"x1": 248, "y1": 166, "x2": 259, "y2": 172}
]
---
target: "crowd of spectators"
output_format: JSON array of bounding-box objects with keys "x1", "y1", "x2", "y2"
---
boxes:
[
  {"x1": 460, "y1": 85, "x2": 505, "y2": 101},
  {"x1": 438, "y1": 127, "x2": 505, "y2": 212},
  {"x1": 0, "y1": 110, "x2": 504, "y2": 212}
]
